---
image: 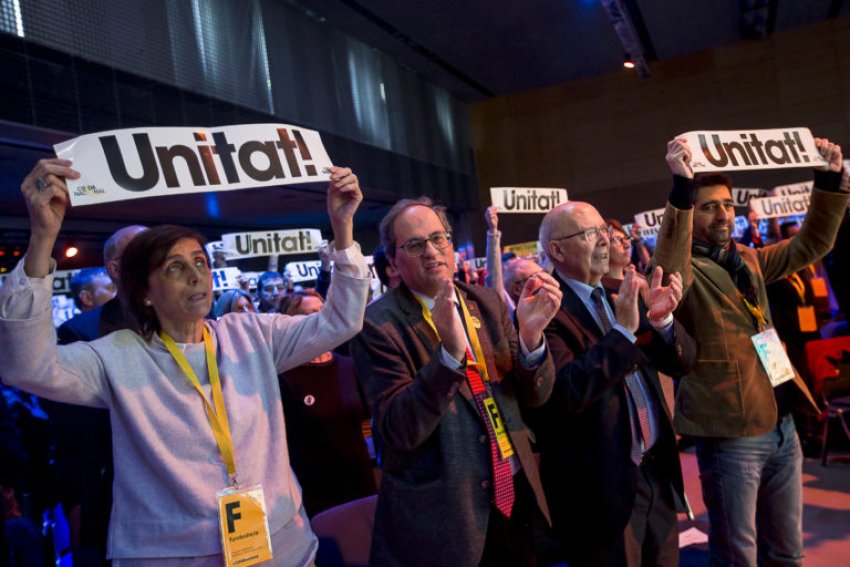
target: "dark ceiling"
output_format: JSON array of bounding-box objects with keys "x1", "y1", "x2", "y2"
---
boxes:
[
  {"x1": 1, "y1": 0, "x2": 848, "y2": 269},
  {"x1": 295, "y1": 0, "x2": 849, "y2": 102}
]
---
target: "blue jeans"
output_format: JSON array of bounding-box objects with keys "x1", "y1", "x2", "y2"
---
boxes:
[{"x1": 695, "y1": 414, "x2": 803, "y2": 567}]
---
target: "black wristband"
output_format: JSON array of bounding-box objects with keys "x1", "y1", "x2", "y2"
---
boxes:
[
  {"x1": 669, "y1": 175, "x2": 696, "y2": 209},
  {"x1": 813, "y1": 169, "x2": 843, "y2": 193}
]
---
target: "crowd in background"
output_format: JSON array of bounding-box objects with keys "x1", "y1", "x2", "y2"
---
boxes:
[{"x1": 1, "y1": 142, "x2": 849, "y2": 567}]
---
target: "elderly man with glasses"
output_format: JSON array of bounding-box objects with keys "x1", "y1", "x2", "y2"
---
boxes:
[
  {"x1": 526, "y1": 201, "x2": 695, "y2": 567},
  {"x1": 352, "y1": 196, "x2": 562, "y2": 566}
]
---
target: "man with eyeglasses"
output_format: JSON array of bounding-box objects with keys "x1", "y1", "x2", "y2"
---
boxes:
[
  {"x1": 528, "y1": 201, "x2": 694, "y2": 567},
  {"x1": 651, "y1": 137, "x2": 848, "y2": 567},
  {"x1": 256, "y1": 270, "x2": 288, "y2": 313},
  {"x1": 352, "y1": 196, "x2": 562, "y2": 566}
]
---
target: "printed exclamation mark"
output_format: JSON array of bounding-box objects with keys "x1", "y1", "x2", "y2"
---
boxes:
[
  {"x1": 293, "y1": 130, "x2": 318, "y2": 176},
  {"x1": 794, "y1": 131, "x2": 810, "y2": 163}
]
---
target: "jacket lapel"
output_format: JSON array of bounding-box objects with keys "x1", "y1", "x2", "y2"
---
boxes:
[
  {"x1": 555, "y1": 272, "x2": 605, "y2": 342},
  {"x1": 396, "y1": 285, "x2": 477, "y2": 409}
]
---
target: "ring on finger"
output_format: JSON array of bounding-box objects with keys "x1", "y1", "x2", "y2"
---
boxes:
[{"x1": 35, "y1": 178, "x2": 48, "y2": 191}]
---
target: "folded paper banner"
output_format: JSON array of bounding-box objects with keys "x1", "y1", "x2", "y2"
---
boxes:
[
  {"x1": 679, "y1": 127, "x2": 828, "y2": 173},
  {"x1": 490, "y1": 187, "x2": 568, "y2": 213},
  {"x1": 55, "y1": 123, "x2": 333, "y2": 206}
]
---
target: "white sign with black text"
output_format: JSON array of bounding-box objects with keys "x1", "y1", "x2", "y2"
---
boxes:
[
  {"x1": 221, "y1": 229, "x2": 322, "y2": 260},
  {"x1": 634, "y1": 208, "x2": 666, "y2": 238},
  {"x1": 55, "y1": 123, "x2": 333, "y2": 206},
  {"x1": 285, "y1": 260, "x2": 323, "y2": 284},
  {"x1": 490, "y1": 187, "x2": 568, "y2": 213},
  {"x1": 749, "y1": 194, "x2": 811, "y2": 219},
  {"x1": 770, "y1": 181, "x2": 812, "y2": 196},
  {"x1": 679, "y1": 127, "x2": 827, "y2": 173},
  {"x1": 211, "y1": 267, "x2": 242, "y2": 291},
  {"x1": 731, "y1": 187, "x2": 768, "y2": 207}
]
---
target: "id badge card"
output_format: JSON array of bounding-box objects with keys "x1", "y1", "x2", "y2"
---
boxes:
[
  {"x1": 797, "y1": 306, "x2": 817, "y2": 333},
  {"x1": 810, "y1": 276, "x2": 828, "y2": 298},
  {"x1": 217, "y1": 483, "x2": 273, "y2": 567},
  {"x1": 483, "y1": 396, "x2": 515, "y2": 460},
  {"x1": 751, "y1": 329, "x2": 795, "y2": 387}
]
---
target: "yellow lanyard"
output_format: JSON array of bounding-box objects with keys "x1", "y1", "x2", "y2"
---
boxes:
[
  {"x1": 414, "y1": 289, "x2": 490, "y2": 382},
  {"x1": 161, "y1": 326, "x2": 238, "y2": 484},
  {"x1": 787, "y1": 273, "x2": 806, "y2": 302},
  {"x1": 740, "y1": 295, "x2": 767, "y2": 332}
]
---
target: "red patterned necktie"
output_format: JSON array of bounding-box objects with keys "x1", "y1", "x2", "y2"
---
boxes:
[{"x1": 464, "y1": 349, "x2": 515, "y2": 517}]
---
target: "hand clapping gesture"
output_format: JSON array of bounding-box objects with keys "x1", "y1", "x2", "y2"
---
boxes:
[
  {"x1": 432, "y1": 279, "x2": 468, "y2": 361},
  {"x1": 516, "y1": 271, "x2": 562, "y2": 350},
  {"x1": 646, "y1": 266, "x2": 683, "y2": 324}
]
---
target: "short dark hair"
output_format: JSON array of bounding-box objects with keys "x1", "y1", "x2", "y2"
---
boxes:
[
  {"x1": 379, "y1": 197, "x2": 452, "y2": 261},
  {"x1": 257, "y1": 271, "x2": 282, "y2": 289},
  {"x1": 70, "y1": 266, "x2": 109, "y2": 301},
  {"x1": 278, "y1": 290, "x2": 323, "y2": 316},
  {"x1": 371, "y1": 245, "x2": 391, "y2": 288},
  {"x1": 694, "y1": 173, "x2": 733, "y2": 203},
  {"x1": 119, "y1": 225, "x2": 208, "y2": 340}
]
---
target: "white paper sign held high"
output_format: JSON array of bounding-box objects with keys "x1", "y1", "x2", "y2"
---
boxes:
[
  {"x1": 55, "y1": 123, "x2": 333, "y2": 206},
  {"x1": 490, "y1": 187, "x2": 567, "y2": 213},
  {"x1": 679, "y1": 127, "x2": 827, "y2": 173}
]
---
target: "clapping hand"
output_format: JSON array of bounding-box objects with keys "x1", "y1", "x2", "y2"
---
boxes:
[
  {"x1": 432, "y1": 279, "x2": 467, "y2": 361},
  {"x1": 516, "y1": 271, "x2": 562, "y2": 350},
  {"x1": 647, "y1": 266, "x2": 682, "y2": 324}
]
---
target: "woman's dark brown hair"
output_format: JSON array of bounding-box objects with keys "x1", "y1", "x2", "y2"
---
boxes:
[{"x1": 119, "y1": 225, "x2": 208, "y2": 340}]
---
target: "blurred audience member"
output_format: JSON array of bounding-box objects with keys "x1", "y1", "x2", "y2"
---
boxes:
[
  {"x1": 212, "y1": 289, "x2": 256, "y2": 318},
  {"x1": 257, "y1": 270, "x2": 287, "y2": 313},
  {"x1": 371, "y1": 245, "x2": 401, "y2": 292},
  {"x1": 52, "y1": 225, "x2": 146, "y2": 566},
  {"x1": 69, "y1": 267, "x2": 116, "y2": 313},
  {"x1": 277, "y1": 291, "x2": 376, "y2": 516},
  {"x1": 628, "y1": 222, "x2": 652, "y2": 273}
]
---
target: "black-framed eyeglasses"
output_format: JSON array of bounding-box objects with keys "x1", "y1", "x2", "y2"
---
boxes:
[
  {"x1": 397, "y1": 232, "x2": 452, "y2": 257},
  {"x1": 610, "y1": 233, "x2": 633, "y2": 245},
  {"x1": 551, "y1": 225, "x2": 612, "y2": 244}
]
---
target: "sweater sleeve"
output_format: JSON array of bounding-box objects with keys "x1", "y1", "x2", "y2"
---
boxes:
[
  {"x1": 266, "y1": 242, "x2": 370, "y2": 373},
  {"x1": 0, "y1": 258, "x2": 109, "y2": 408}
]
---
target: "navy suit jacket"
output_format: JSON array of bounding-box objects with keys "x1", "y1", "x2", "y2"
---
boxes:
[{"x1": 528, "y1": 274, "x2": 694, "y2": 555}]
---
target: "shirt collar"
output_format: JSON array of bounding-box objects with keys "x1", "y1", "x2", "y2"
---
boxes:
[
  {"x1": 410, "y1": 287, "x2": 459, "y2": 311},
  {"x1": 555, "y1": 269, "x2": 604, "y2": 305}
]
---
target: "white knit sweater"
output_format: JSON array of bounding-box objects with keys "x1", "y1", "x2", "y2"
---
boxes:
[{"x1": 0, "y1": 244, "x2": 370, "y2": 561}]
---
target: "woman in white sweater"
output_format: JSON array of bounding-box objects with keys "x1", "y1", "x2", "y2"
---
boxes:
[{"x1": 0, "y1": 158, "x2": 370, "y2": 566}]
